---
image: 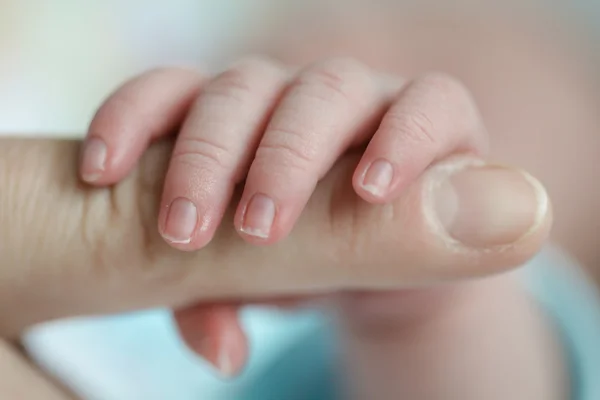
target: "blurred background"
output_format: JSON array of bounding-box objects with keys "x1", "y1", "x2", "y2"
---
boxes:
[
  {"x1": 1, "y1": 1, "x2": 600, "y2": 399},
  {"x1": 0, "y1": 0, "x2": 278, "y2": 134},
  {"x1": 1, "y1": 0, "x2": 599, "y2": 134}
]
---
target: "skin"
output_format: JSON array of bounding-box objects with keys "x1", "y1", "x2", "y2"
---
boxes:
[
  {"x1": 0, "y1": 339, "x2": 75, "y2": 399},
  {"x1": 337, "y1": 276, "x2": 567, "y2": 400}
]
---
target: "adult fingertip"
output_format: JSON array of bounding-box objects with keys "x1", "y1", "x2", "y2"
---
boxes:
[{"x1": 425, "y1": 158, "x2": 551, "y2": 249}]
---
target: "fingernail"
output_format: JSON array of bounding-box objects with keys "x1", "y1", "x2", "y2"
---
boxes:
[
  {"x1": 216, "y1": 329, "x2": 237, "y2": 377},
  {"x1": 195, "y1": 331, "x2": 239, "y2": 378},
  {"x1": 80, "y1": 137, "x2": 107, "y2": 182},
  {"x1": 240, "y1": 194, "x2": 276, "y2": 239},
  {"x1": 429, "y1": 162, "x2": 548, "y2": 247},
  {"x1": 361, "y1": 159, "x2": 394, "y2": 198},
  {"x1": 196, "y1": 337, "x2": 232, "y2": 377},
  {"x1": 162, "y1": 198, "x2": 198, "y2": 244}
]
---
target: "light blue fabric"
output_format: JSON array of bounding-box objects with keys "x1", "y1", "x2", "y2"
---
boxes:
[
  {"x1": 520, "y1": 247, "x2": 600, "y2": 400},
  {"x1": 23, "y1": 246, "x2": 600, "y2": 399},
  {"x1": 24, "y1": 309, "x2": 332, "y2": 400}
]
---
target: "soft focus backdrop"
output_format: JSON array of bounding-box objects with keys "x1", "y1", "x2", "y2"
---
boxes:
[{"x1": 0, "y1": 0, "x2": 275, "y2": 134}]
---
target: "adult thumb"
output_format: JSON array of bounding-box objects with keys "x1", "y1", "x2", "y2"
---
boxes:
[{"x1": 0, "y1": 138, "x2": 551, "y2": 336}]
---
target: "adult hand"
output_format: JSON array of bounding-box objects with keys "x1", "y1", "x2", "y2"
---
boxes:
[{"x1": 1, "y1": 137, "x2": 559, "y2": 399}]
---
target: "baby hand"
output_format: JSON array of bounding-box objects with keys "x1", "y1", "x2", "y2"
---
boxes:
[{"x1": 79, "y1": 58, "x2": 488, "y2": 250}]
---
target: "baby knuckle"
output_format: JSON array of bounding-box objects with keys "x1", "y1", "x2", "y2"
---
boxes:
[
  {"x1": 172, "y1": 136, "x2": 233, "y2": 171},
  {"x1": 296, "y1": 57, "x2": 372, "y2": 104},
  {"x1": 413, "y1": 72, "x2": 483, "y2": 145},
  {"x1": 385, "y1": 108, "x2": 437, "y2": 146},
  {"x1": 231, "y1": 56, "x2": 282, "y2": 75},
  {"x1": 206, "y1": 57, "x2": 279, "y2": 103},
  {"x1": 255, "y1": 135, "x2": 316, "y2": 171},
  {"x1": 206, "y1": 66, "x2": 255, "y2": 103},
  {"x1": 416, "y1": 72, "x2": 473, "y2": 109},
  {"x1": 140, "y1": 66, "x2": 202, "y2": 81}
]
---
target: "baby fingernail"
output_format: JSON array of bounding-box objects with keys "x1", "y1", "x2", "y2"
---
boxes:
[
  {"x1": 162, "y1": 198, "x2": 198, "y2": 244},
  {"x1": 216, "y1": 329, "x2": 237, "y2": 377},
  {"x1": 80, "y1": 137, "x2": 107, "y2": 182},
  {"x1": 194, "y1": 331, "x2": 240, "y2": 378},
  {"x1": 240, "y1": 194, "x2": 275, "y2": 239},
  {"x1": 430, "y1": 163, "x2": 548, "y2": 247},
  {"x1": 361, "y1": 159, "x2": 394, "y2": 198}
]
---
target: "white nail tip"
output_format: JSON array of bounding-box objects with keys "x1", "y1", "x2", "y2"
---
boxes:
[
  {"x1": 361, "y1": 183, "x2": 386, "y2": 198},
  {"x1": 82, "y1": 172, "x2": 102, "y2": 183},
  {"x1": 516, "y1": 168, "x2": 549, "y2": 238},
  {"x1": 161, "y1": 233, "x2": 192, "y2": 244},
  {"x1": 239, "y1": 226, "x2": 269, "y2": 239},
  {"x1": 217, "y1": 347, "x2": 235, "y2": 377}
]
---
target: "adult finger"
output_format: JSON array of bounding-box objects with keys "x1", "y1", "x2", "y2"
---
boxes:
[{"x1": 0, "y1": 139, "x2": 551, "y2": 336}]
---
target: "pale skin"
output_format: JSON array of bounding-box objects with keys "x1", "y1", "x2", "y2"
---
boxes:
[{"x1": 1, "y1": 2, "x2": 594, "y2": 399}]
